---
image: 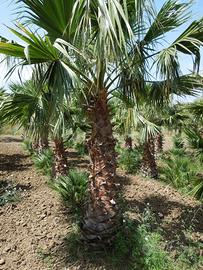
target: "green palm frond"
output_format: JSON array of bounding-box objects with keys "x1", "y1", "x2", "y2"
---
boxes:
[
  {"x1": 144, "y1": 0, "x2": 192, "y2": 44},
  {"x1": 16, "y1": 0, "x2": 75, "y2": 42},
  {"x1": 184, "y1": 98, "x2": 203, "y2": 120},
  {"x1": 156, "y1": 18, "x2": 203, "y2": 79}
]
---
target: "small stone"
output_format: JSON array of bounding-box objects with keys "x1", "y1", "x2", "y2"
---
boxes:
[
  {"x1": 158, "y1": 212, "x2": 164, "y2": 218},
  {"x1": 0, "y1": 258, "x2": 5, "y2": 265},
  {"x1": 110, "y1": 199, "x2": 116, "y2": 205},
  {"x1": 41, "y1": 213, "x2": 46, "y2": 219},
  {"x1": 3, "y1": 246, "x2": 11, "y2": 253}
]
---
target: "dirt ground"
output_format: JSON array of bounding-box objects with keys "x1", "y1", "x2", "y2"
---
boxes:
[{"x1": 0, "y1": 135, "x2": 202, "y2": 270}]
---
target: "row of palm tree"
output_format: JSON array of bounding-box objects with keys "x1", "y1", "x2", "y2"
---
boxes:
[{"x1": 0, "y1": 0, "x2": 203, "y2": 245}]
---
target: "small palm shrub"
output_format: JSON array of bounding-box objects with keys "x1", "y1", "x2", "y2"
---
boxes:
[
  {"x1": 74, "y1": 142, "x2": 88, "y2": 156},
  {"x1": 173, "y1": 135, "x2": 184, "y2": 149},
  {"x1": 50, "y1": 169, "x2": 88, "y2": 210},
  {"x1": 160, "y1": 150, "x2": 202, "y2": 199},
  {"x1": 32, "y1": 148, "x2": 54, "y2": 176},
  {"x1": 184, "y1": 127, "x2": 203, "y2": 161},
  {"x1": 118, "y1": 148, "x2": 141, "y2": 174},
  {"x1": 189, "y1": 176, "x2": 203, "y2": 201},
  {"x1": 22, "y1": 138, "x2": 34, "y2": 155},
  {"x1": 64, "y1": 138, "x2": 74, "y2": 149}
]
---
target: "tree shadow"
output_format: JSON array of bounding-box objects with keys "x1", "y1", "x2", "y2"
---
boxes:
[
  {"x1": 0, "y1": 179, "x2": 32, "y2": 191},
  {"x1": 0, "y1": 136, "x2": 23, "y2": 143},
  {"x1": 0, "y1": 154, "x2": 32, "y2": 172},
  {"x1": 49, "y1": 232, "x2": 131, "y2": 270},
  {"x1": 66, "y1": 150, "x2": 90, "y2": 170},
  {"x1": 126, "y1": 194, "x2": 203, "y2": 246}
]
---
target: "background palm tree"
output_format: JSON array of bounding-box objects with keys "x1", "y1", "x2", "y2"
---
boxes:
[{"x1": 0, "y1": 79, "x2": 73, "y2": 177}]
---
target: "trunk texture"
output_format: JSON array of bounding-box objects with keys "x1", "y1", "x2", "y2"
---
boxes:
[
  {"x1": 125, "y1": 136, "x2": 133, "y2": 151},
  {"x1": 81, "y1": 89, "x2": 120, "y2": 246},
  {"x1": 38, "y1": 136, "x2": 49, "y2": 153},
  {"x1": 141, "y1": 136, "x2": 158, "y2": 179},
  {"x1": 37, "y1": 129, "x2": 49, "y2": 153},
  {"x1": 53, "y1": 137, "x2": 68, "y2": 178},
  {"x1": 155, "y1": 133, "x2": 163, "y2": 154},
  {"x1": 32, "y1": 138, "x2": 39, "y2": 152}
]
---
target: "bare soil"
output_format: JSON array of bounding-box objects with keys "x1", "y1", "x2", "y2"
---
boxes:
[{"x1": 0, "y1": 135, "x2": 202, "y2": 270}]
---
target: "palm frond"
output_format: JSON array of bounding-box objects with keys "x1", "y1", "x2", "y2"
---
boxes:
[{"x1": 16, "y1": 0, "x2": 75, "y2": 42}]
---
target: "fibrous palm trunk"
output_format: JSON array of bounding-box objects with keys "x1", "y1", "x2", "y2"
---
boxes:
[
  {"x1": 53, "y1": 137, "x2": 68, "y2": 178},
  {"x1": 155, "y1": 133, "x2": 163, "y2": 154},
  {"x1": 125, "y1": 136, "x2": 133, "y2": 151},
  {"x1": 39, "y1": 136, "x2": 49, "y2": 152},
  {"x1": 81, "y1": 89, "x2": 120, "y2": 246},
  {"x1": 141, "y1": 136, "x2": 158, "y2": 179}
]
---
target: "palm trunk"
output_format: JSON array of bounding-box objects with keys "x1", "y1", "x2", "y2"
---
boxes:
[
  {"x1": 81, "y1": 89, "x2": 120, "y2": 246},
  {"x1": 39, "y1": 136, "x2": 49, "y2": 152},
  {"x1": 53, "y1": 137, "x2": 68, "y2": 178},
  {"x1": 125, "y1": 136, "x2": 133, "y2": 151},
  {"x1": 156, "y1": 133, "x2": 163, "y2": 153},
  {"x1": 141, "y1": 136, "x2": 158, "y2": 179},
  {"x1": 154, "y1": 132, "x2": 163, "y2": 160},
  {"x1": 32, "y1": 138, "x2": 39, "y2": 152},
  {"x1": 38, "y1": 129, "x2": 49, "y2": 153}
]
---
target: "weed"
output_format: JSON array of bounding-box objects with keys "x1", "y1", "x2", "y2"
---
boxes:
[
  {"x1": 0, "y1": 181, "x2": 21, "y2": 206},
  {"x1": 22, "y1": 138, "x2": 34, "y2": 155},
  {"x1": 58, "y1": 207, "x2": 202, "y2": 270},
  {"x1": 64, "y1": 138, "x2": 74, "y2": 149},
  {"x1": 173, "y1": 135, "x2": 184, "y2": 149},
  {"x1": 36, "y1": 247, "x2": 54, "y2": 268},
  {"x1": 74, "y1": 142, "x2": 88, "y2": 156}
]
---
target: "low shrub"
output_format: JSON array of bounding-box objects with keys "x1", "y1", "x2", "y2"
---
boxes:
[
  {"x1": 160, "y1": 150, "x2": 202, "y2": 200},
  {"x1": 74, "y1": 142, "x2": 88, "y2": 156},
  {"x1": 113, "y1": 208, "x2": 172, "y2": 270},
  {"x1": 184, "y1": 127, "x2": 203, "y2": 162},
  {"x1": 0, "y1": 181, "x2": 20, "y2": 206},
  {"x1": 32, "y1": 148, "x2": 54, "y2": 176},
  {"x1": 64, "y1": 138, "x2": 75, "y2": 149},
  {"x1": 22, "y1": 138, "x2": 34, "y2": 155},
  {"x1": 118, "y1": 148, "x2": 141, "y2": 174},
  {"x1": 173, "y1": 135, "x2": 184, "y2": 149},
  {"x1": 50, "y1": 169, "x2": 88, "y2": 212}
]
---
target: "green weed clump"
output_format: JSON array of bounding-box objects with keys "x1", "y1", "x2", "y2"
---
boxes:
[
  {"x1": 118, "y1": 148, "x2": 141, "y2": 174},
  {"x1": 32, "y1": 148, "x2": 54, "y2": 176},
  {"x1": 0, "y1": 181, "x2": 20, "y2": 206},
  {"x1": 50, "y1": 169, "x2": 88, "y2": 213},
  {"x1": 59, "y1": 207, "x2": 202, "y2": 270},
  {"x1": 113, "y1": 208, "x2": 171, "y2": 270},
  {"x1": 74, "y1": 142, "x2": 88, "y2": 156},
  {"x1": 22, "y1": 138, "x2": 34, "y2": 155},
  {"x1": 173, "y1": 134, "x2": 184, "y2": 149}
]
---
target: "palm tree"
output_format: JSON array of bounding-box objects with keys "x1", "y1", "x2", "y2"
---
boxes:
[
  {"x1": 0, "y1": 0, "x2": 203, "y2": 245},
  {"x1": 1, "y1": 80, "x2": 71, "y2": 177}
]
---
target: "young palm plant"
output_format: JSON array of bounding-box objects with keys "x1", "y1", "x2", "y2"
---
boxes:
[{"x1": 0, "y1": 0, "x2": 203, "y2": 245}]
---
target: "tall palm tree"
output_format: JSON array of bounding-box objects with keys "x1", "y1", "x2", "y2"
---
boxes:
[{"x1": 0, "y1": 0, "x2": 203, "y2": 245}]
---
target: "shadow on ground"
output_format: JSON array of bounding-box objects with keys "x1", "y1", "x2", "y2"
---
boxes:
[
  {"x1": 66, "y1": 150, "x2": 90, "y2": 170},
  {"x1": 126, "y1": 194, "x2": 203, "y2": 245},
  {"x1": 0, "y1": 136, "x2": 23, "y2": 143},
  {"x1": 0, "y1": 154, "x2": 32, "y2": 172}
]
